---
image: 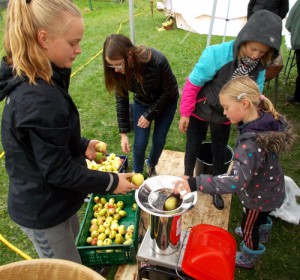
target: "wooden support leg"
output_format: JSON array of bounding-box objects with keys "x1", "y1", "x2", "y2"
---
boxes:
[{"x1": 150, "y1": 0, "x2": 154, "y2": 17}]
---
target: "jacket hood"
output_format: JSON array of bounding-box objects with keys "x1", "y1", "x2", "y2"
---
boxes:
[
  {"x1": 0, "y1": 58, "x2": 25, "y2": 101},
  {"x1": 234, "y1": 10, "x2": 282, "y2": 59},
  {"x1": 238, "y1": 111, "x2": 295, "y2": 154}
]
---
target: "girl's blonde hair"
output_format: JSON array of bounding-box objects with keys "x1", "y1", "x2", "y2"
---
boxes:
[
  {"x1": 4, "y1": 0, "x2": 81, "y2": 84},
  {"x1": 220, "y1": 76, "x2": 279, "y2": 120}
]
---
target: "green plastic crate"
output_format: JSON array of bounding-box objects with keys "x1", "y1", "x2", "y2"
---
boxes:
[{"x1": 76, "y1": 192, "x2": 140, "y2": 266}]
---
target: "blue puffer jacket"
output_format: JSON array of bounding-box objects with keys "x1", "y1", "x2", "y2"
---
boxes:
[{"x1": 188, "y1": 10, "x2": 282, "y2": 123}]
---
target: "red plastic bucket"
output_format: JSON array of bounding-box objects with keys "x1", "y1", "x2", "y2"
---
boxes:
[{"x1": 182, "y1": 224, "x2": 236, "y2": 280}]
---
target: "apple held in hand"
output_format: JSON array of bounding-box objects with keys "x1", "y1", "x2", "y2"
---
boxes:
[
  {"x1": 130, "y1": 173, "x2": 144, "y2": 187},
  {"x1": 95, "y1": 141, "x2": 107, "y2": 153},
  {"x1": 94, "y1": 152, "x2": 106, "y2": 163}
]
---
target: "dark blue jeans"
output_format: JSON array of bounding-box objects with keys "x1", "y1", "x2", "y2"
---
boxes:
[
  {"x1": 294, "y1": 49, "x2": 300, "y2": 102},
  {"x1": 133, "y1": 101, "x2": 177, "y2": 173},
  {"x1": 184, "y1": 116, "x2": 231, "y2": 176}
]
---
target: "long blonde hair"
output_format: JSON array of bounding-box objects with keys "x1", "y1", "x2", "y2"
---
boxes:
[
  {"x1": 220, "y1": 76, "x2": 279, "y2": 120},
  {"x1": 4, "y1": 0, "x2": 81, "y2": 84}
]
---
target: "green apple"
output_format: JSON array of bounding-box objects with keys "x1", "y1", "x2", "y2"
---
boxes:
[
  {"x1": 98, "y1": 225, "x2": 106, "y2": 233},
  {"x1": 118, "y1": 225, "x2": 126, "y2": 235},
  {"x1": 130, "y1": 173, "x2": 144, "y2": 187},
  {"x1": 89, "y1": 224, "x2": 98, "y2": 233},
  {"x1": 98, "y1": 232, "x2": 106, "y2": 241},
  {"x1": 106, "y1": 216, "x2": 113, "y2": 224},
  {"x1": 127, "y1": 225, "x2": 135, "y2": 234},
  {"x1": 113, "y1": 213, "x2": 121, "y2": 221},
  {"x1": 125, "y1": 232, "x2": 133, "y2": 240},
  {"x1": 97, "y1": 240, "x2": 103, "y2": 246},
  {"x1": 119, "y1": 210, "x2": 127, "y2": 218},
  {"x1": 114, "y1": 234, "x2": 124, "y2": 244},
  {"x1": 103, "y1": 221, "x2": 110, "y2": 228},
  {"x1": 123, "y1": 238, "x2": 133, "y2": 245},
  {"x1": 132, "y1": 203, "x2": 137, "y2": 211},
  {"x1": 116, "y1": 201, "x2": 124, "y2": 209},
  {"x1": 164, "y1": 196, "x2": 178, "y2": 211},
  {"x1": 94, "y1": 152, "x2": 106, "y2": 163},
  {"x1": 99, "y1": 208, "x2": 107, "y2": 217},
  {"x1": 86, "y1": 236, "x2": 93, "y2": 244},
  {"x1": 103, "y1": 238, "x2": 113, "y2": 246},
  {"x1": 109, "y1": 198, "x2": 115, "y2": 204},
  {"x1": 93, "y1": 196, "x2": 100, "y2": 203},
  {"x1": 109, "y1": 230, "x2": 117, "y2": 240},
  {"x1": 100, "y1": 197, "x2": 107, "y2": 205},
  {"x1": 91, "y1": 230, "x2": 99, "y2": 239},
  {"x1": 110, "y1": 223, "x2": 119, "y2": 231},
  {"x1": 104, "y1": 228, "x2": 111, "y2": 236}
]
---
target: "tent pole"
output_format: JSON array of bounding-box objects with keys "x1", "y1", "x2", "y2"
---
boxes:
[
  {"x1": 207, "y1": 0, "x2": 218, "y2": 47},
  {"x1": 129, "y1": 0, "x2": 135, "y2": 44},
  {"x1": 223, "y1": 0, "x2": 231, "y2": 42}
]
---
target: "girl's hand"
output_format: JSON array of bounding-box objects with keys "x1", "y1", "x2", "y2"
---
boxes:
[
  {"x1": 173, "y1": 178, "x2": 192, "y2": 196},
  {"x1": 137, "y1": 115, "x2": 150, "y2": 128},
  {"x1": 113, "y1": 173, "x2": 139, "y2": 194},
  {"x1": 120, "y1": 134, "x2": 130, "y2": 153},
  {"x1": 179, "y1": 116, "x2": 190, "y2": 134}
]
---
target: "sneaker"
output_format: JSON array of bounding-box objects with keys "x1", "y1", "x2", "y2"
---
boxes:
[
  {"x1": 145, "y1": 159, "x2": 157, "y2": 177},
  {"x1": 286, "y1": 96, "x2": 300, "y2": 105}
]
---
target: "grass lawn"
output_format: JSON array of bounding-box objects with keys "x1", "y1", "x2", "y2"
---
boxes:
[{"x1": 0, "y1": 1, "x2": 299, "y2": 279}]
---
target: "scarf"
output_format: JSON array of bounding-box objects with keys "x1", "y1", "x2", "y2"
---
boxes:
[{"x1": 232, "y1": 57, "x2": 260, "y2": 78}]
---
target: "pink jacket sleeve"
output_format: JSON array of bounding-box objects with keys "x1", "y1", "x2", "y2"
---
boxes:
[{"x1": 179, "y1": 78, "x2": 202, "y2": 117}]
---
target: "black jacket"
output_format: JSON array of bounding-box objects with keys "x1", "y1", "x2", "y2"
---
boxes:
[
  {"x1": 247, "y1": 0, "x2": 289, "y2": 19},
  {"x1": 0, "y1": 58, "x2": 119, "y2": 229},
  {"x1": 116, "y1": 48, "x2": 179, "y2": 133}
]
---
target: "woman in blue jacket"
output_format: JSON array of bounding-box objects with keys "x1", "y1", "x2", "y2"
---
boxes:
[{"x1": 179, "y1": 10, "x2": 282, "y2": 210}]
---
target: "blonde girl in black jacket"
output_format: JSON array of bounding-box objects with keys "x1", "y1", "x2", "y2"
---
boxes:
[{"x1": 0, "y1": 0, "x2": 136, "y2": 263}]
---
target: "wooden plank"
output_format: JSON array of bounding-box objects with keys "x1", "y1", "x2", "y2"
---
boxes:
[{"x1": 114, "y1": 150, "x2": 232, "y2": 280}]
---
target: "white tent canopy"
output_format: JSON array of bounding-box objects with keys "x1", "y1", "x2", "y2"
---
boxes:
[
  {"x1": 163, "y1": 0, "x2": 297, "y2": 45},
  {"x1": 165, "y1": 0, "x2": 248, "y2": 38}
]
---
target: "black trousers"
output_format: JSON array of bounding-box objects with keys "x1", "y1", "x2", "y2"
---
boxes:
[
  {"x1": 184, "y1": 116, "x2": 231, "y2": 176},
  {"x1": 293, "y1": 49, "x2": 300, "y2": 102}
]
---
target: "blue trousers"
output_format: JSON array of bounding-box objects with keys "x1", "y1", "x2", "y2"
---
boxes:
[{"x1": 133, "y1": 101, "x2": 177, "y2": 173}]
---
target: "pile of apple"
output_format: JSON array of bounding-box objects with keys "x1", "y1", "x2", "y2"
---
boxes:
[
  {"x1": 86, "y1": 196, "x2": 137, "y2": 247},
  {"x1": 86, "y1": 141, "x2": 125, "y2": 172}
]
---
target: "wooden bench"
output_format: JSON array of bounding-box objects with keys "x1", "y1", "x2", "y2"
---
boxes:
[{"x1": 114, "y1": 150, "x2": 232, "y2": 280}]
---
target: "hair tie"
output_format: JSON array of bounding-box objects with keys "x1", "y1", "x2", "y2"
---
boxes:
[
  {"x1": 260, "y1": 94, "x2": 266, "y2": 101},
  {"x1": 26, "y1": 0, "x2": 31, "y2": 3}
]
